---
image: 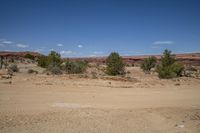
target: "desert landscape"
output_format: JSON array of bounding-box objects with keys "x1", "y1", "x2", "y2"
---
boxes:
[
  {"x1": 0, "y1": 52, "x2": 200, "y2": 133},
  {"x1": 1, "y1": 0, "x2": 200, "y2": 132}
]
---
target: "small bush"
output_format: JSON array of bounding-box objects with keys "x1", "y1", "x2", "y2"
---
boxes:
[
  {"x1": 8, "y1": 64, "x2": 19, "y2": 72},
  {"x1": 156, "y1": 64, "x2": 184, "y2": 79},
  {"x1": 48, "y1": 65, "x2": 62, "y2": 75},
  {"x1": 106, "y1": 52, "x2": 125, "y2": 76},
  {"x1": 38, "y1": 56, "x2": 48, "y2": 68},
  {"x1": 38, "y1": 51, "x2": 62, "y2": 68},
  {"x1": 156, "y1": 49, "x2": 184, "y2": 79},
  {"x1": 141, "y1": 56, "x2": 157, "y2": 72},
  {"x1": 24, "y1": 54, "x2": 35, "y2": 60},
  {"x1": 47, "y1": 51, "x2": 62, "y2": 67},
  {"x1": 27, "y1": 69, "x2": 38, "y2": 74},
  {"x1": 170, "y1": 62, "x2": 184, "y2": 77},
  {"x1": 62, "y1": 60, "x2": 87, "y2": 74}
]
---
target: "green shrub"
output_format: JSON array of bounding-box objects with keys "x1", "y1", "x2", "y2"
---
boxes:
[
  {"x1": 38, "y1": 56, "x2": 48, "y2": 68},
  {"x1": 62, "y1": 60, "x2": 87, "y2": 74},
  {"x1": 37, "y1": 51, "x2": 63, "y2": 75},
  {"x1": 170, "y1": 62, "x2": 184, "y2": 76},
  {"x1": 24, "y1": 54, "x2": 35, "y2": 60},
  {"x1": 27, "y1": 69, "x2": 38, "y2": 74},
  {"x1": 48, "y1": 65, "x2": 62, "y2": 75},
  {"x1": 157, "y1": 65, "x2": 173, "y2": 78},
  {"x1": 8, "y1": 64, "x2": 19, "y2": 72},
  {"x1": 47, "y1": 51, "x2": 62, "y2": 67},
  {"x1": 161, "y1": 50, "x2": 176, "y2": 67},
  {"x1": 156, "y1": 49, "x2": 184, "y2": 79},
  {"x1": 106, "y1": 52, "x2": 125, "y2": 75},
  {"x1": 141, "y1": 56, "x2": 157, "y2": 72},
  {"x1": 38, "y1": 51, "x2": 62, "y2": 68}
]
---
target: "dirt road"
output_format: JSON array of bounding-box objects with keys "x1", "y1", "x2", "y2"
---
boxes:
[{"x1": 0, "y1": 70, "x2": 200, "y2": 133}]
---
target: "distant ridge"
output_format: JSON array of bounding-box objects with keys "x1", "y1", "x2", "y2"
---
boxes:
[
  {"x1": 0, "y1": 51, "x2": 43, "y2": 57},
  {"x1": 0, "y1": 51, "x2": 199, "y2": 66},
  {"x1": 66, "y1": 52, "x2": 200, "y2": 66}
]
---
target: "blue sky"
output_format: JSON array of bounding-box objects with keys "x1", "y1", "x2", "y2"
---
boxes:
[{"x1": 0, "y1": 0, "x2": 200, "y2": 57}]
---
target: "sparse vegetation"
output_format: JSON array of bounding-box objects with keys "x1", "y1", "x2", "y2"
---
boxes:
[
  {"x1": 47, "y1": 51, "x2": 62, "y2": 67},
  {"x1": 37, "y1": 51, "x2": 88, "y2": 75},
  {"x1": 24, "y1": 54, "x2": 35, "y2": 60},
  {"x1": 38, "y1": 56, "x2": 48, "y2": 68},
  {"x1": 141, "y1": 56, "x2": 157, "y2": 73},
  {"x1": 37, "y1": 51, "x2": 63, "y2": 75},
  {"x1": 170, "y1": 62, "x2": 184, "y2": 76},
  {"x1": 62, "y1": 60, "x2": 87, "y2": 74},
  {"x1": 156, "y1": 49, "x2": 184, "y2": 79},
  {"x1": 8, "y1": 64, "x2": 19, "y2": 72},
  {"x1": 106, "y1": 52, "x2": 125, "y2": 76},
  {"x1": 47, "y1": 65, "x2": 62, "y2": 75},
  {"x1": 27, "y1": 69, "x2": 38, "y2": 74},
  {"x1": 38, "y1": 51, "x2": 62, "y2": 68}
]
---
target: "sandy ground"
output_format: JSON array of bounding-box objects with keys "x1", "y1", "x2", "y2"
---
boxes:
[{"x1": 0, "y1": 64, "x2": 200, "y2": 133}]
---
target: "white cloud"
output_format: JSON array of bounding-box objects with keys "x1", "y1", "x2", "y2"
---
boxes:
[
  {"x1": 57, "y1": 43, "x2": 63, "y2": 47},
  {"x1": 78, "y1": 45, "x2": 83, "y2": 48},
  {"x1": 0, "y1": 39, "x2": 13, "y2": 46},
  {"x1": 60, "y1": 50, "x2": 74, "y2": 55},
  {"x1": 16, "y1": 44, "x2": 29, "y2": 48},
  {"x1": 153, "y1": 41, "x2": 174, "y2": 45},
  {"x1": 93, "y1": 51, "x2": 104, "y2": 54},
  {"x1": 152, "y1": 40, "x2": 174, "y2": 49},
  {"x1": 2, "y1": 40, "x2": 13, "y2": 44}
]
